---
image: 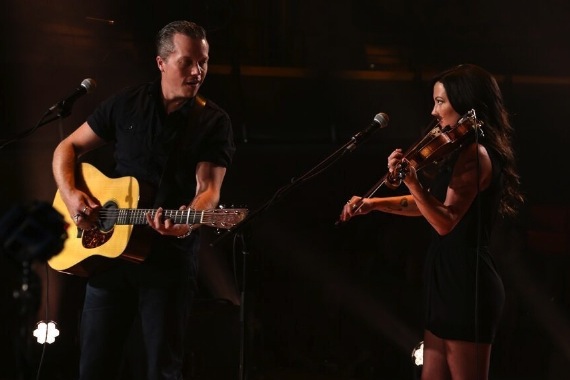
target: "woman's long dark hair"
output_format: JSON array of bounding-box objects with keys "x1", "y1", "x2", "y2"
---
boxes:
[{"x1": 433, "y1": 64, "x2": 524, "y2": 217}]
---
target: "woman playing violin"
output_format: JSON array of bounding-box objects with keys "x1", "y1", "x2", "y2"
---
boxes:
[{"x1": 340, "y1": 64, "x2": 523, "y2": 380}]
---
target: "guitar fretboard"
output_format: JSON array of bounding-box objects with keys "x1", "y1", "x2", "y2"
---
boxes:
[{"x1": 100, "y1": 209, "x2": 204, "y2": 225}]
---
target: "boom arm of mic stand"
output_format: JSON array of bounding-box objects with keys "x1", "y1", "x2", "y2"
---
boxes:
[
  {"x1": 0, "y1": 112, "x2": 66, "y2": 150},
  {"x1": 210, "y1": 136, "x2": 363, "y2": 247}
]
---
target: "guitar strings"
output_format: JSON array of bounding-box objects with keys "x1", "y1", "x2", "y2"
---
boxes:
[
  {"x1": 94, "y1": 209, "x2": 246, "y2": 225},
  {"x1": 96, "y1": 209, "x2": 205, "y2": 224}
]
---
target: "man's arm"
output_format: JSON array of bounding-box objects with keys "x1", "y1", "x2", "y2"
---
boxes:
[
  {"x1": 52, "y1": 122, "x2": 106, "y2": 229},
  {"x1": 147, "y1": 161, "x2": 227, "y2": 237},
  {"x1": 190, "y1": 161, "x2": 227, "y2": 210}
]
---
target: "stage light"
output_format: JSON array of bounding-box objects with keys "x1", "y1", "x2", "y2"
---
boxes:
[
  {"x1": 33, "y1": 320, "x2": 59, "y2": 344},
  {"x1": 0, "y1": 201, "x2": 67, "y2": 263},
  {"x1": 411, "y1": 340, "x2": 424, "y2": 366}
]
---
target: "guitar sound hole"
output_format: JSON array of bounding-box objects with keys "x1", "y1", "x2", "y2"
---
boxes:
[{"x1": 99, "y1": 201, "x2": 118, "y2": 233}]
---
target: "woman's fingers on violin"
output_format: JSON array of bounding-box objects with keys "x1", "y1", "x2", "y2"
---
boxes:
[
  {"x1": 388, "y1": 148, "x2": 402, "y2": 159},
  {"x1": 387, "y1": 149, "x2": 403, "y2": 170},
  {"x1": 339, "y1": 206, "x2": 349, "y2": 221},
  {"x1": 345, "y1": 197, "x2": 366, "y2": 216},
  {"x1": 401, "y1": 164, "x2": 418, "y2": 184},
  {"x1": 341, "y1": 197, "x2": 357, "y2": 220},
  {"x1": 346, "y1": 196, "x2": 361, "y2": 210}
]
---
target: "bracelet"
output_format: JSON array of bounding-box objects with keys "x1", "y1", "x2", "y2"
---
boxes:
[{"x1": 176, "y1": 225, "x2": 193, "y2": 239}]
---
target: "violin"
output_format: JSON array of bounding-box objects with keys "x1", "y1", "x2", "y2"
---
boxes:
[{"x1": 361, "y1": 109, "x2": 484, "y2": 201}]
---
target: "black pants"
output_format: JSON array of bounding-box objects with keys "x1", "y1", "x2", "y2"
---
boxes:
[{"x1": 78, "y1": 240, "x2": 197, "y2": 380}]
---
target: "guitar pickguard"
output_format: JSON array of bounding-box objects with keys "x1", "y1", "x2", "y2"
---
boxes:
[{"x1": 82, "y1": 228, "x2": 114, "y2": 250}]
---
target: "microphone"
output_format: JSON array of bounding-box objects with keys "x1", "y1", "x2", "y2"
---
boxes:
[
  {"x1": 346, "y1": 112, "x2": 389, "y2": 151},
  {"x1": 48, "y1": 78, "x2": 97, "y2": 116}
]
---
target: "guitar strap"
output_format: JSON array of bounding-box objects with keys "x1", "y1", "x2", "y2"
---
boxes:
[{"x1": 153, "y1": 94, "x2": 207, "y2": 208}]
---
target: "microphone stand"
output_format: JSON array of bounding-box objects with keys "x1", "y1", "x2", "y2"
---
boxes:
[
  {"x1": 211, "y1": 125, "x2": 385, "y2": 380},
  {"x1": 0, "y1": 106, "x2": 71, "y2": 150}
]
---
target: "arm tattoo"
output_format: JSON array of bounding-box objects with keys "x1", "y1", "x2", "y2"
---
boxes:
[{"x1": 380, "y1": 197, "x2": 408, "y2": 212}]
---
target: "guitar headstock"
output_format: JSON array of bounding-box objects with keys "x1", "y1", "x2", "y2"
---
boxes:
[{"x1": 203, "y1": 207, "x2": 248, "y2": 229}]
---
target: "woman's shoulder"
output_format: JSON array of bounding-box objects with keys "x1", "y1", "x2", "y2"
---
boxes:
[
  {"x1": 456, "y1": 141, "x2": 491, "y2": 163},
  {"x1": 454, "y1": 142, "x2": 493, "y2": 189}
]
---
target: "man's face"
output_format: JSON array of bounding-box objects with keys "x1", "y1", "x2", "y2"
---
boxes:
[{"x1": 157, "y1": 33, "x2": 209, "y2": 101}]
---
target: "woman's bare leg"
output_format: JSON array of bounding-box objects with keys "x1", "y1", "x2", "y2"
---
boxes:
[
  {"x1": 445, "y1": 338, "x2": 491, "y2": 380},
  {"x1": 421, "y1": 330, "x2": 451, "y2": 380},
  {"x1": 421, "y1": 330, "x2": 491, "y2": 380}
]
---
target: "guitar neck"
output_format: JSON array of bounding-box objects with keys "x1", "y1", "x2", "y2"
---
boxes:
[{"x1": 113, "y1": 209, "x2": 205, "y2": 225}]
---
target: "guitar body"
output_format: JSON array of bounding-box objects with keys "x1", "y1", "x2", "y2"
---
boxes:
[
  {"x1": 48, "y1": 163, "x2": 247, "y2": 277},
  {"x1": 49, "y1": 163, "x2": 141, "y2": 276}
]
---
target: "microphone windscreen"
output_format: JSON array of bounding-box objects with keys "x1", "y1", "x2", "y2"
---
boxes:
[
  {"x1": 81, "y1": 78, "x2": 97, "y2": 94},
  {"x1": 374, "y1": 112, "x2": 389, "y2": 128}
]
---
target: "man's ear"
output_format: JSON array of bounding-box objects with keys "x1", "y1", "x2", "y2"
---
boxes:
[{"x1": 156, "y1": 56, "x2": 165, "y2": 72}]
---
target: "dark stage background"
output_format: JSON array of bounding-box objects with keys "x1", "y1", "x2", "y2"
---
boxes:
[{"x1": 1, "y1": 1, "x2": 570, "y2": 379}]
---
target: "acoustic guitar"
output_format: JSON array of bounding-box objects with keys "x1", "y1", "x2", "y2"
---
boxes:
[{"x1": 48, "y1": 162, "x2": 247, "y2": 276}]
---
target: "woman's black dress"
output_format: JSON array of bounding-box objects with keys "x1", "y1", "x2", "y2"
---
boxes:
[{"x1": 423, "y1": 146, "x2": 505, "y2": 343}]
